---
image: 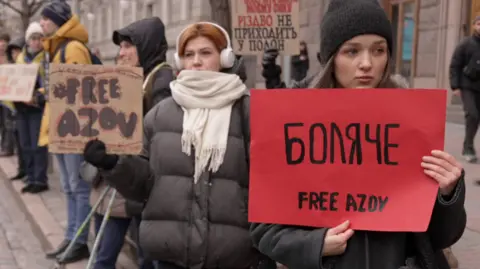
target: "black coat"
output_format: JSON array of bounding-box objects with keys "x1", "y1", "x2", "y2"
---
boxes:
[
  {"x1": 113, "y1": 17, "x2": 174, "y2": 216},
  {"x1": 449, "y1": 34, "x2": 480, "y2": 91}
]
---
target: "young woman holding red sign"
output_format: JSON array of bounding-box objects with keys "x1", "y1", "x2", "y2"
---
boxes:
[
  {"x1": 254, "y1": 0, "x2": 466, "y2": 269},
  {"x1": 82, "y1": 22, "x2": 276, "y2": 269}
]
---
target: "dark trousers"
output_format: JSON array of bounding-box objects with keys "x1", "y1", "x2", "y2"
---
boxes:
[
  {"x1": 1, "y1": 107, "x2": 16, "y2": 154},
  {"x1": 93, "y1": 213, "x2": 131, "y2": 269},
  {"x1": 156, "y1": 262, "x2": 183, "y2": 269},
  {"x1": 2, "y1": 106, "x2": 26, "y2": 174},
  {"x1": 461, "y1": 89, "x2": 480, "y2": 153},
  {"x1": 16, "y1": 110, "x2": 48, "y2": 185},
  {"x1": 15, "y1": 129, "x2": 26, "y2": 174}
]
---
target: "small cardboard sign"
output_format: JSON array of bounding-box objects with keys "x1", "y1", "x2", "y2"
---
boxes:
[
  {"x1": 248, "y1": 88, "x2": 447, "y2": 232},
  {"x1": 0, "y1": 64, "x2": 39, "y2": 101},
  {"x1": 48, "y1": 64, "x2": 144, "y2": 154},
  {"x1": 231, "y1": 0, "x2": 300, "y2": 55}
]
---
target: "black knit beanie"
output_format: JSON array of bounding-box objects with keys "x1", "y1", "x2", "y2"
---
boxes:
[
  {"x1": 319, "y1": 0, "x2": 393, "y2": 65},
  {"x1": 41, "y1": 0, "x2": 72, "y2": 27}
]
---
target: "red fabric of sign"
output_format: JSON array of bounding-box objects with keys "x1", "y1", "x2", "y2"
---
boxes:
[{"x1": 249, "y1": 88, "x2": 447, "y2": 232}]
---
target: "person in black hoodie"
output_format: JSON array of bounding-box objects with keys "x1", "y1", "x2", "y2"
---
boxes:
[
  {"x1": 113, "y1": 17, "x2": 173, "y2": 114},
  {"x1": 291, "y1": 40, "x2": 309, "y2": 82},
  {"x1": 111, "y1": 17, "x2": 173, "y2": 269}
]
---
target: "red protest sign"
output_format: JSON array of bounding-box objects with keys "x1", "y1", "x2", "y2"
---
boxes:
[{"x1": 248, "y1": 88, "x2": 447, "y2": 232}]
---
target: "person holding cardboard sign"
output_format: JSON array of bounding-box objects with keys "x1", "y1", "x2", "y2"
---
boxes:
[
  {"x1": 83, "y1": 22, "x2": 275, "y2": 269},
  {"x1": 86, "y1": 17, "x2": 174, "y2": 269},
  {"x1": 251, "y1": 1, "x2": 466, "y2": 269}
]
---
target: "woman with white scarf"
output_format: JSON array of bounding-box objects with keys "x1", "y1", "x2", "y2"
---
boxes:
[{"x1": 83, "y1": 22, "x2": 275, "y2": 269}]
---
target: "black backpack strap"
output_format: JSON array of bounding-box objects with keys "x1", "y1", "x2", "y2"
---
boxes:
[
  {"x1": 60, "y1": 43, "x2": 67, "y2": 63},
  {"x1": 52, "y1": 39, "x2": 72, "y2": 63},
  {"x1": 239, "y1": 95, "x2": 250, "y2": 166},
  {"x1": 59, "y1": 39, "x2": 96, "y2": 64}
]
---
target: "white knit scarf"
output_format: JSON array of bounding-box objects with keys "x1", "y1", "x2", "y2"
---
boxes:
[{"x1": 170, "y1": 70, "x2": 248, "y2": 183}]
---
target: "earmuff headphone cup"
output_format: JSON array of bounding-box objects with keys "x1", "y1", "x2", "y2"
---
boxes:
[
  {"x1": 174, "y1": 52, "x2": 182, "y2": 70},
  {"x1": 220, "y1": 47, "x2": 235, "y2": 69}
]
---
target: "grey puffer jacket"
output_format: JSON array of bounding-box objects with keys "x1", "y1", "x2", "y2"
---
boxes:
[{"x1": 99, "y1": 95, "x2": 272, "y2": 269}]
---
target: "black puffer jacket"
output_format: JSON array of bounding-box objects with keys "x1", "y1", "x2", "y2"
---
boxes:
[
  {"x1": 112, "y1": 17, "x2": 174, "y2": 216},
  {"x1": 251, "y1": 180, "x2": 465, "y2": 269},
  {"x1": 449, "y1": 34, "x2": 480, "y2": 91},
  {"x1": 255, "y1": 61, "x2": 467, "y2": 269}
]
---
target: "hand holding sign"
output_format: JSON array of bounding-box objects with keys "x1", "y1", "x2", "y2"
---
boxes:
[
  {"x1": 323, "y1": 220, "x2": 354, "y2": 256},
  {"x1": 421, "y1": 150, "x2": 463, "y2": 196}
]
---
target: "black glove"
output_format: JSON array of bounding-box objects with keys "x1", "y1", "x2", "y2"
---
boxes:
[
  {"x1": 33, "y1": 91, "x2": 46, "y2": 107},
  {"x1": 83, "y1": 139, "x2": 118, "y2": 170},
  {"x1": 262, "y1": 49, "x2": 283, "y2": 89},
  {"x1": 317, "y1": 52, "x2": 321, "y2": 63},
  {"x1": 262, "y1": 48, "x2": 278, "y2": 66}
]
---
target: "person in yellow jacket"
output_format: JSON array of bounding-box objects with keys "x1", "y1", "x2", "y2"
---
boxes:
[
  {"x1": 14, "y1": 22, "x2": 49, "y2": 195},
  {"x1": 39, "y1": 1, "x2": 92, "y2": 264}
]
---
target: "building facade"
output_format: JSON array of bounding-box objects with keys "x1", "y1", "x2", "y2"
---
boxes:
[
  {"x1": 78, "y1": 0, "x2": 324, "y2": 88},
  {"x1": 380, "y1": 0, "x2": 477, "y2": 105},
  {"x1": 1, "y1": 0, "x2": 476, "y2": 102}
]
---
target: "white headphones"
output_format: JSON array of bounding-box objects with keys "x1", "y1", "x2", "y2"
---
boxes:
[{"x1": 174, "y1": 21, "x2": 236, "y2": 70}]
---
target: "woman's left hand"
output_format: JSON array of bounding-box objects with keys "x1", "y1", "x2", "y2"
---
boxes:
[{"x1": 421, "y1": 150, "x2": 463, "y2": 196}]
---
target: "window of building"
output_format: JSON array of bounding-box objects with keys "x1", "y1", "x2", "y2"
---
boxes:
[
  {"x1": 146, "y1": 3, "x2": 154, "y2": 17},
  {"x1": 102, "y1": 6, "x2": 108, "y2": 40},
  {"x1": 123, "y1": 2, "x2": 131, "y2": 24},
  {"x1": 467, "y1": 0, "x2": 480, "y2": 35},
  {"x1": 384, "y1": 0, "x2": 418, "y2": 81}
]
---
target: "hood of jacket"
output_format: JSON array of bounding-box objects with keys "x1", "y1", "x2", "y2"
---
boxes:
[
  {"x1": 390, "y1": 74, "x2": 410, "y2": 88},
  {"x1": 42, "y1": 15, "x2": 88, "y2": 56},
  {"x1": 222, "y1": 56, "x2": 247, "y2": 83},
  {"x1": 6, "y1": 37, "x2": 26, "y2": 62},
  {"x1": 113, "y1": 17, "x2": 168, "y2": 77}
]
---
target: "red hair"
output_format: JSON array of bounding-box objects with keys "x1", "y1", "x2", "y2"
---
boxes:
[{"x1": 178, "y1": 23, "x2": 228, "y2": 57}]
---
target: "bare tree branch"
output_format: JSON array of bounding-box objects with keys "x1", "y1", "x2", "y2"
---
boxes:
[
  {"x1": 0, "y1": 0, "x2": 25, "y2": 15},
  {"x1": 209, "y1": 0, "x2": 232, "y2": 35},
  {"x1": 31, "y1": 0, "x2": 48, "y2": 15}
]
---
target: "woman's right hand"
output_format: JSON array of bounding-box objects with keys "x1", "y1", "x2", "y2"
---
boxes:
[
  {"x1": 83, "y1": 139, "x2": 119, "y2": 170},
  {"x1": 322, "y1": 220, "x2": 354, "y2": 256}
]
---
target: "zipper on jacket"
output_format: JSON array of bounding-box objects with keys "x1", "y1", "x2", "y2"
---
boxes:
[
  {"x1": 186, "y1": 182, "x2": 193, "y2": 267},
  {"x1": 364, "y1": 233, "x2": 370, "y2": 269},
  {"x1": 186, "y1": 146, "x2": 196, "y2": 267}
]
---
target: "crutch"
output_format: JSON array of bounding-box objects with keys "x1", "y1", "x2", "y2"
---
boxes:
[
  {"x1": 51, "y1": 186, "x2": 111, "y2": 269},
  {"x1": 85, "y1": 188, "x2": 117, "y2": 269}
]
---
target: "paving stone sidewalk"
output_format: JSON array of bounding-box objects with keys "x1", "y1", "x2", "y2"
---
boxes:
[
  {"x1": 0, "y1": 122, "x2": 479, "y2": 269},
  {"x1": 0, "y1": 169, "x2": 53, "y2": 269},
  {"x1": 0, "y1": 156, "x2": 136, "y2": 269}
]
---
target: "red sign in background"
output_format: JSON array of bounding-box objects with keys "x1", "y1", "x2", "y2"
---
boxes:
[{"x1": 248, "y1": 88, "x2": 447, "y2": 232}]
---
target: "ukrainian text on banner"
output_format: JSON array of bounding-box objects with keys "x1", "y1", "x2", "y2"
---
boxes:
[
  {"x1": 231, "y1": 0, "x2": 300, "y2": 55},
  {"x1": 248, "y1": 88, "x2": 447, "y2": 232}
]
